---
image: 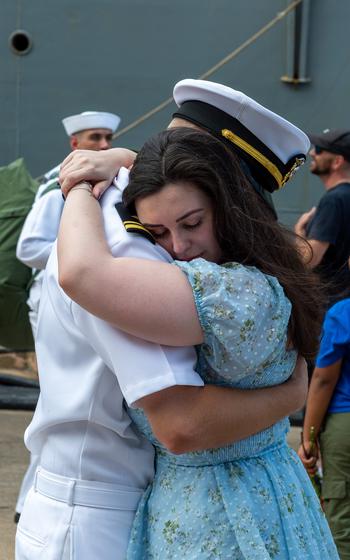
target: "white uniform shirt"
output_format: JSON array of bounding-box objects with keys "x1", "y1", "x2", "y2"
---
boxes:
[
  {"x1": 16, "y1": 166, "x2": 63, "y2": 333},
  {"x1": 17, "y1": 170, "x2": 63, "y2": 271},
  {"x1": 42, "y1": 163, "x2": 60, "y2": 182},
  {"x1": 25, "y1": 168, "x2": 203, "y2": 491}
]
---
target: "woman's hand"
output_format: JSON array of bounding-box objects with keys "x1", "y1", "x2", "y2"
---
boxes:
[{"x1": 59, "y1": 148, "x2": 137, "y2": 199}]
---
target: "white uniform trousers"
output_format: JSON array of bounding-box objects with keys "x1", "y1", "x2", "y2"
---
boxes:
[{"x1": 16, "y1": 468, "x2": 142, "y2": 560}]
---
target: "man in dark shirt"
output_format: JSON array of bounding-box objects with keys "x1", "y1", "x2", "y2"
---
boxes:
[
  {"x1": 295, "y1": 129, "x2": 350, "y2": 306},
  {"x1": 296, "y1": 130, "x2": 350, "y2": 558}
]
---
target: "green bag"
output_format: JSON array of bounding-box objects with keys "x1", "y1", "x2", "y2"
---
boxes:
[{"x1": 0, "y1": 158, "x2": 39, "y2": 350}]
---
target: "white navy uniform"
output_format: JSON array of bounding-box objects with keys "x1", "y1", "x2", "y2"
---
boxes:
[
  {"x1": 17, "y1": 166, "x2": 63, "y2": 336},
  {"x1": 15, "y1": 167, "x2": 63, "y2": 516},
  {"x1": 16, "y1": 168, "x2": 203, "y2": 560}
]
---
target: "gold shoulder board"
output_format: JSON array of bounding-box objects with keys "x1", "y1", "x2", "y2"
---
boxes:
[{"x1": 115, "y1": 202, "x2": 155, "y2": 244}]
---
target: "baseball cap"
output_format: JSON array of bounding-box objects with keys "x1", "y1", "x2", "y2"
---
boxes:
[{"x1": 309, "y1": 129, "x2": 350, "y2": 161}]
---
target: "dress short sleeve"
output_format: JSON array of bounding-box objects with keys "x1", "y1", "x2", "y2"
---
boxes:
[{"x1": 175, "y1": 258, "x2": 292, "y2": 382}]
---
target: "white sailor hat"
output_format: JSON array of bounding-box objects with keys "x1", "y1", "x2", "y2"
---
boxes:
[
  {"x1": 62, "y1": 111, "x2": 121, "y2": 136},
  {"x1": 173, "y1": 79, "x2": 309, "y2": 193}
]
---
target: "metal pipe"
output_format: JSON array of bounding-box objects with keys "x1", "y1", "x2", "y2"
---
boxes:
[{"x1": 281, "y1": 0, "x2": 311, "y2": 84}]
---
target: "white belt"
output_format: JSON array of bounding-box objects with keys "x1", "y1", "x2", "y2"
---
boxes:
[{"x1": 33, "y1": 468, "x2": 143, "y2": 511}]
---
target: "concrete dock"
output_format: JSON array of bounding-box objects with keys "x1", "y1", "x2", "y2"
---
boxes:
[{"x1": 0, "y1": 410, "x2": 33, "y2": 560}]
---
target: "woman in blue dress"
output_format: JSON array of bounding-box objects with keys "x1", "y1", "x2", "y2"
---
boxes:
[{"x1": 58, "y1": 125, "x2": 338, "y2": 556}]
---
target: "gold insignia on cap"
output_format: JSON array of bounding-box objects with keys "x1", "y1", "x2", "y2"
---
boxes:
[{"x1": 281, "y1": 157, "x2": 305, "y2": 186}]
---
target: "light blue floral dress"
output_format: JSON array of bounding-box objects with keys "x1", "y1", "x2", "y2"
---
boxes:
[{"x1": 127, "y1": 259, "x2": 339, "y2": 559}]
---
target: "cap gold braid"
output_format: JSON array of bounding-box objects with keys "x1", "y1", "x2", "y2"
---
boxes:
[{"x1": 221, "y1": 129, "x2": 304, "y2": 188}]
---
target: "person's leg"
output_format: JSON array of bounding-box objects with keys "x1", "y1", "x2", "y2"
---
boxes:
[{"x1": 320, "y1": 412, "x2": 350, "y2": 560}]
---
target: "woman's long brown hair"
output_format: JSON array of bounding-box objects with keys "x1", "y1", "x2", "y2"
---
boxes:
[{"x1": 124, "y1": 128, "x2": 324, "y2": 359}]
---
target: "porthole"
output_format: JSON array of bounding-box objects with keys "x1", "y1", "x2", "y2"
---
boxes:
[{"x1": 9, "y1": 30, "x2": 33, "y2": 56}]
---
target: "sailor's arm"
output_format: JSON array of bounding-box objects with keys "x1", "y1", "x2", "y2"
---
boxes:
[
  {"x1": 73, "y1": 298, "x2": 307, "y2": 455},
  {"x1": 136, "y1": 356, "x2": 307, "y2": 454},
  {"x1": 17, "y1": 189, "x2": 64, "y2": 270}
]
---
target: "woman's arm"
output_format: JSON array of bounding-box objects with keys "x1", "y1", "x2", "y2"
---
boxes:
[
  {"x1": 59, "y1": 148, "x2": 137, "y2": 199},
  {"x1": 136, "y1": 356, "x2": 307, "y2": 454},
  {"x1": 58, "y1": 188, "x2": 203, "y2": 346},
  {"x1": 297, "y1": 360, "x2": 341, "y2": 472}
]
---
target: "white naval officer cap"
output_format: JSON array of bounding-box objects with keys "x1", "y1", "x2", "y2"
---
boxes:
[
  {"x1": 62, "y1": 111, "x2": 121, "y2": 136},
  {"x1": 173, "y1": 79, "x2": 310, "y2": 193}
]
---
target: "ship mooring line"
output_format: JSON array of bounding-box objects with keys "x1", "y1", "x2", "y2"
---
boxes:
[{"x1": 113, "y1": 0, "x2": 303, "y2": 140}]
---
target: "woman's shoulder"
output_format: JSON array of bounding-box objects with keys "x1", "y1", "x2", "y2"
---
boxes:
[
  {"x1": 175, "y1": 258, "x2": 292, "y2": 383},
  {"x1": 176, "y1": 257, "x2": 270, "y2": 277},
  {"x1": 175, "y1": 258, "x2": 285, "y2": 302}
]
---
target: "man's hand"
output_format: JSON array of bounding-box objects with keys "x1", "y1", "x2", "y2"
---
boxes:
[
  {"x1": 294, "y1": 206, "x2": 316, "y2": 237},
  {"x1": 59, "y1": 148, "x2": 136, "y2": 199}
]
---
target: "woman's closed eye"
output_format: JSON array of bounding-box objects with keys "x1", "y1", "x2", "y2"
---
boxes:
[
  {"x1": 183, "y1": 219, "x2": 202, "y2": 230},
  {"x1": 147, "y1": 220, "x2": 202, "y2": 239}
]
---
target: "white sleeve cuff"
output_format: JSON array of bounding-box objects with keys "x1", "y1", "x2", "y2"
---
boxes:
[{"x1": 125, "y1": 371, "x2": 204, "y2": 407}]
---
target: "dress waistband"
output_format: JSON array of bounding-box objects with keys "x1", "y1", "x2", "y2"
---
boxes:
[{"x1": 156, "y1": 419, "x2": 289, "y2": 467}]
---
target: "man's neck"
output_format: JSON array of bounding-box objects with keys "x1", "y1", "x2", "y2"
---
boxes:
[{"x1": 322, "y1": 173, "x2": 350, "y2": 191}]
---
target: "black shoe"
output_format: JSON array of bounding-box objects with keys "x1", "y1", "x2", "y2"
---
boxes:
[{"x1": 14, "y1": 512, "x2": 21, "y2": 524}]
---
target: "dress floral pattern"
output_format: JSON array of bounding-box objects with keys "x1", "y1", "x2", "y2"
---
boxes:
[{"x1": 127, "y1": 259, "x2": 339, "y2": 559}]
